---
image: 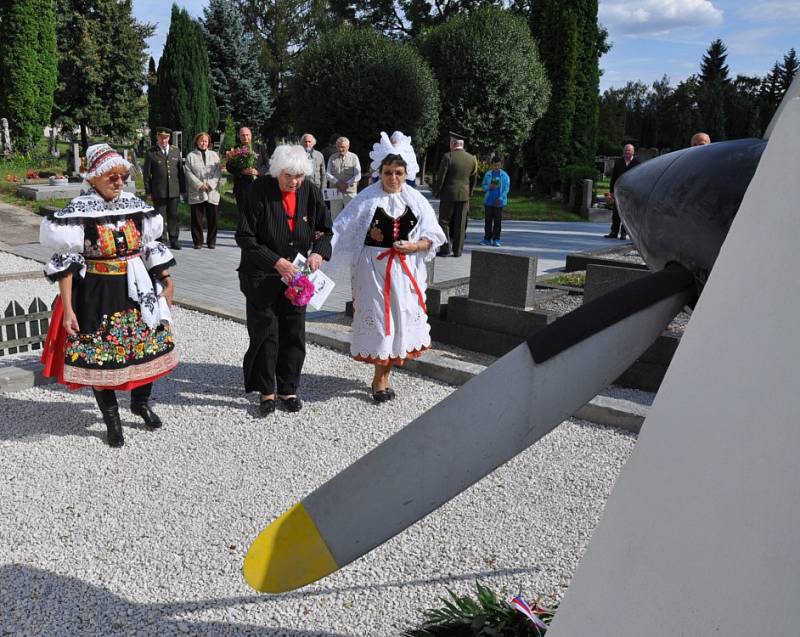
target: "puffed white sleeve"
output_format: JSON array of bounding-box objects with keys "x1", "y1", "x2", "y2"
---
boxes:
[
  {"x1": 39, "y1": 218, "x2": 86, "y2": 281},
  {"x1": 140, "y1": 214, "x2": 176, "y2": 276}
]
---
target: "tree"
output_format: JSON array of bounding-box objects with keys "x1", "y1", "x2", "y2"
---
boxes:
[
  {"x1": 697, "y1": 38, "x2": 732, "y2": 141},
  {"x1": 0, "y1": 0, "x2": 58, "y2": 152},
  {"x1": 53, "y1": 0, "x2": 153, "y2": 150},
  {"x1": 727, "y1": 75, "x2": 761, "y2": 139},
  {"x1": 154, "y1": 5, "x2": 219, "y2": 154},
  {"x1": 147, "y1": 57, "x2": 158, "y2": 141},
  {"x1": 201, "y1": 0, "x2": 274, "y2": 133},
  {"x1": 289, "y1": 25, "x2": 439, "y2": 164},
  {"x1": 662, "y1": 76, "x2": 701, "y2": 149},
  {"x1": 778, "y1": 47, "x2": 798, "y2": 98},
  {"x1": 421, "y1": 6, "x2": 549, "y2": 156},
  {"x1": 570, "y1": 0, "x2": 602, "y2": 166},
  {"x1": 758, "y1": 62, "x2": 782, "y2": 134}
]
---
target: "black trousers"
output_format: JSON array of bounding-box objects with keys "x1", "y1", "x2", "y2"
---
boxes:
[
  {"x1": 484, "y1": 206, "x2": 503, "y2": 241},
  {"x1": 243, "y1": 291, "x2": 306, "y2": 395},
  {"x1": 438, "y1": 199, "x2": 469, "y2": 256},
  {"x1": 154, "y1": 197, "x2": 180, "y2": 242},
  {"x1": 609, "y1": 202, "x2": 627, "y2": 238},
  {"x1": 190, "y1": 201, "x2": 218, "y2": 247}
]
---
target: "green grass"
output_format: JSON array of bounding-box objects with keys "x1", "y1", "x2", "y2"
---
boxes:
[
  {"x1": 543, "y1": 271, "x2": 586, "y2": 288},
  {"x1": 469, "y1": 187, "x2": 584, "y2": 222}
]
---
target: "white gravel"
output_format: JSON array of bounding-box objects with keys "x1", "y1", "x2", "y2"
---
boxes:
[
  {"x1": 0, "y1": 251, "x2": 41, "y2": 275},
  {"x1": 0, "y1": 298, "x2": 638, "y2": 635}
]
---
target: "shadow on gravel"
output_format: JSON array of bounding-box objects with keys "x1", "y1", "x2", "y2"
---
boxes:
[{"x1": 0, "y1": 564, "x2": 348, "y2": 636}]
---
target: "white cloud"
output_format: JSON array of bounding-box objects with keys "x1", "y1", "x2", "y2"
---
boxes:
[{"x1": 600, "y1": 0, "x2": 723, "y2": 36}]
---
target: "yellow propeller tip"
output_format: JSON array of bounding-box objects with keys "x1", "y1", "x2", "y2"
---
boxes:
[{"x1": 243, "y1": 502, "x2": 339, "y2": 593}]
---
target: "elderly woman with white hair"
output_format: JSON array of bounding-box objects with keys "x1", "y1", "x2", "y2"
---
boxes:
[
  {"x1": 39, "y1": 143, "x2": 177, "y2": 448},
  {"x1": 235, "y1": 144, "x2": 333, "y2": 416}
]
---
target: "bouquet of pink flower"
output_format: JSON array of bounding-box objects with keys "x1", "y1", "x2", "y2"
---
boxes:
[
  {"x1": 284, "y1": 270, "x2": 316, "y2": 307},
  {"x1": 225, "y1": 146, "x2": 257, "y2": 174}
]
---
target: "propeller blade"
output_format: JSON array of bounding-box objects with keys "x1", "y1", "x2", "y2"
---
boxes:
[{"x1": 243, "y1": 268, "x2": 693, "y2": 592}]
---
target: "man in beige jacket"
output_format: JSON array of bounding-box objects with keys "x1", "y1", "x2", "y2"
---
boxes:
[{"x1": 326, "y1": 136, "x2": 361, "y2": 218}]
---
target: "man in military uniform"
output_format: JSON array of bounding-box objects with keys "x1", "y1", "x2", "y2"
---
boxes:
[
  {"x1": 143, "y1": 126, "x2": 185, "y2": 249},
  {"x1": 432, "y1": 132, "x2": 478, "y2": 257}
]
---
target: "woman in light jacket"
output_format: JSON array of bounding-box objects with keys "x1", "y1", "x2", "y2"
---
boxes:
[{"x1": 185, "y1": 132, "x2": 222, "y2": 249}]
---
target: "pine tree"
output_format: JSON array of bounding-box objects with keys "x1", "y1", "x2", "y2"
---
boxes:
[
  {"x1": 570, "y1": 0, "x2": 602, "y2": 166},
  {"x1": 156, "y1": 5, "x2": 219, "y2": 154},
  {"x1": 201, "y1": 0, "x2": 273, "y2": 134},
  {"x1": 758, "y1": 62, "x2": 781, "y2": 134},
  {"x1": 0, "y1": 0, "x2": 58, "y2": 152},
  {"x1": 53, "y1": 0, "x2": 153, "y2": 150},
  {"x1": 778, "y1": 48, "x2": 798, "y2": 98},
  {"x1": 528, "y1": 0, "x2": 581, "y2": 192},
  {"x1": 147, "y1": 57, "x2": 158, "y2": 141},
  {"x1": 697, "y1": 38, "x2": 732, "y2": 140}
]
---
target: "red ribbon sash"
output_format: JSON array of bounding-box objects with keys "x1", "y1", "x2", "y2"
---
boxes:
[{"x1": 376, "y1": 248, "x2": 427, "y2": 336}]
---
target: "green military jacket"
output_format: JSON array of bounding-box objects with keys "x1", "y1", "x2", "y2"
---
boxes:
[
  {"x1": 143, "y1": 144, "x2": 185, "y2": 199},
  {"x1": 433, "y1": 149, "x2": 478, "y2": 202}
]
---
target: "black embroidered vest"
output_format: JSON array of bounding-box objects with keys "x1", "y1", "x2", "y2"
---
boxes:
[{"x1": 363, "y1": 207, "x2": 418, "y2": 248}]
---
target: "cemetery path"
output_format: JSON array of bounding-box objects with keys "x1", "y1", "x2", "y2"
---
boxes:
[{"x1": 0, "y1": 199, "x2": 619, "y2": 316}]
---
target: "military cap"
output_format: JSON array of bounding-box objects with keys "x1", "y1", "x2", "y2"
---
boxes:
[
  {"x1": 448, "y1": 130, "x2": 466, "y2": 142},
  {"x1": 155, "y1": 126, "x2": 172, "y2": 136}
]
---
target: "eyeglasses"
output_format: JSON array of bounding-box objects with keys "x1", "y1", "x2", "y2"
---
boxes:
[
  {"x1": 106, "y1": 172, "x2": 130, "y2": 183},
  {"x1": 381, "y1": 170, "x2": 406, "y2": 178}
]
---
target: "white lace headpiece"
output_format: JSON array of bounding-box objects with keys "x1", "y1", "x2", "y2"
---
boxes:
[{"x1": 369, "y1": 131, "x2": 419, "y2": 181}]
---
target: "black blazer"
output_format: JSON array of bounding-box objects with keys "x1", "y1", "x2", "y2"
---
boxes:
[
  {"x1": 610, "y1": 156, "x2": 640, "y2": 193},
  {"x1": 235, "y1": 176, "x2": 333, "y2": 300}
]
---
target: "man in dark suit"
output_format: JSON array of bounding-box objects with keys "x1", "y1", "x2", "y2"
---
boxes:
[
  {"x1": 606, "y1": 143, "x2": 640, "y2": 240},
  {"x1": 432, "y1": 132, "x2": 478, "y2": 257},
  {"x1": 143, "y1": 126, "x2": 186, "y2": 249}
]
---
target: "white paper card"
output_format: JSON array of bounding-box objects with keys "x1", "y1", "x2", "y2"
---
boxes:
[
  {"x1": 322, "y1": 188, "x2": 343, "y2": 201},
  {"x1": 291, "y1": 254, "x2": 336, "y2": 310}
]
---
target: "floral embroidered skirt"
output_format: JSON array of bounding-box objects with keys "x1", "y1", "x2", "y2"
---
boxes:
[{"x1": 42, "y1": 271, "x2": 177, "y2": 390}]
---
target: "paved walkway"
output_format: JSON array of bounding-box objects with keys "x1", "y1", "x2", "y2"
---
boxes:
[{"x1": 0, "y1": 197, "x2": 622, "y2": 316}]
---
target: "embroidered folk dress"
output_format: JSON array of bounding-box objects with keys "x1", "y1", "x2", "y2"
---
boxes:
[
  {"x1": 331, "y1": 182, "x2": 445, "y2": 365},
  {"x1": 39, "y1": 188, "x2": 178, "y2": 390}
]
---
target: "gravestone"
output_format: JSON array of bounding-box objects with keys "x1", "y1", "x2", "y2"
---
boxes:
[
  {"x1": 172, "y1": 131, "x2": 183, "y2": 155},
  {"x1": 49, "y1": 128, "x2": 59, "y2": 158},
  {"x1": 127, "y1": 148, "x2": 142, "y2": 180},
  {"x1": 581, "y1": 179, "x2": 593, "y2": 217},
  {"x1": 469, "y1": 249, "x2": 538, "y2": 308},
  {"x1": 69, "y1": 141, "x2": 81, "y2": 176},
  {"x1": 1, "y1": 118, "x2": 11, "y2": 158}
]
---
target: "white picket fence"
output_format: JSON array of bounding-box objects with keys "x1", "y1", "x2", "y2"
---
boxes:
[{"x1": 0, "y1": 298, "x2": 53, "y2": 356}]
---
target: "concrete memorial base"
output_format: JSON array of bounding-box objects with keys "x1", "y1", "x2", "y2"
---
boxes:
[{"x1": 16, "y1": 182, "x2": 136, "y2": 201}]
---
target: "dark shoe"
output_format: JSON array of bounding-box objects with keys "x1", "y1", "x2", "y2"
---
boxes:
[
  {"x1": 279, "y1": 396, "x2": 303, "y2": 412},
  {"x1": 207, "y1": 243, "x2": 216, "y2": 249},
  {"x1": 371, "y1": 385, "x2": 391, "y2": 403},
  {"x1": 436, "y1": 249, "x2": 451, "y2": 257},
  {"x1": 131, "y1": 400, "x2": 162, "y2": 429},
  {"x1": 170, "y1": 240, "x2": 182, "y2": 250},
  {"x1": 619, "y1": 234, "x2": 628, "y2": 240},
  {"x1": 193, "y1": 244, "x2": 202, "y2": 249},
  {"x1": 258, "y1": 398, "x2": 276, "y2": 416},
  {"x1": 604, "y1": 233, "x2": 617, "y2": 239},
  {"x1": 100, "y1": 407, "x2": 124, "y2": 448},
  {"x1": 384, "y1": 387, "x2": 396, "y2": 400}
]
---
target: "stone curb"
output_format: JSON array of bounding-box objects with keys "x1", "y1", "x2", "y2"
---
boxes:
[{"x1": 0, "y1": 296, "x2": 647, "y2": 433}]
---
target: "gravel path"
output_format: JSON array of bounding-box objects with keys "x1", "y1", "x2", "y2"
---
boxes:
[
  {"x1": 1, "y1": 297, "x2": 637, "y2": 635},
  {"x1": 0, "y1": 251, "x2": 41, "y2": 275}
]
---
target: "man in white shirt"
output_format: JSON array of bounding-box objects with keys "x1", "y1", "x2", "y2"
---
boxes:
[{"x1": 325, "y1": 136, "x2": 361, "y2": 218}]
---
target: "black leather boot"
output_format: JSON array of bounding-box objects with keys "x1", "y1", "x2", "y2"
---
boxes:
[
  {"x1": 130, "y1": 383, "x2": 162, "y2": 429},
  {"x1": 93, "y1": 388, "x2": 124, "y2": 448}
]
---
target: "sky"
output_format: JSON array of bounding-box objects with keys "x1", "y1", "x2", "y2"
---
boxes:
[{"x1": 134, "y1": 0, "x2": 800, "y2": 93}]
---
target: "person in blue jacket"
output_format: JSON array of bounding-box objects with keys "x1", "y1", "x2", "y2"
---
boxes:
[{"x1": 479, "y1": 155, "x2": 511, "y2": 247}]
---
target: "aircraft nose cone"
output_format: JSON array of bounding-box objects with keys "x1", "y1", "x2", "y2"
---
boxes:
[{"x1": 616, "y1": 138, "x2": 767, "y2": 286}]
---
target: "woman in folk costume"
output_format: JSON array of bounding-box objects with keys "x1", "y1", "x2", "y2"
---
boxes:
[
  {"x1": 332, "y1": 132, "x2": 445, "y2": 402},
  {"x1": 40, "y1": 143, "x2": 178, "y2": 448},
  {"x1": 369, "y1": 130, "x2": 420, "y2": 187}
]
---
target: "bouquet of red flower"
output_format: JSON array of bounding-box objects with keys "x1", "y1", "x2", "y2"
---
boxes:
[
  {"x1": 284, "y1": 270, "x2": 316, "y2": 307},
  {"x1": 225, "y1": 146, "x2": 257, "y2": 174}
]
